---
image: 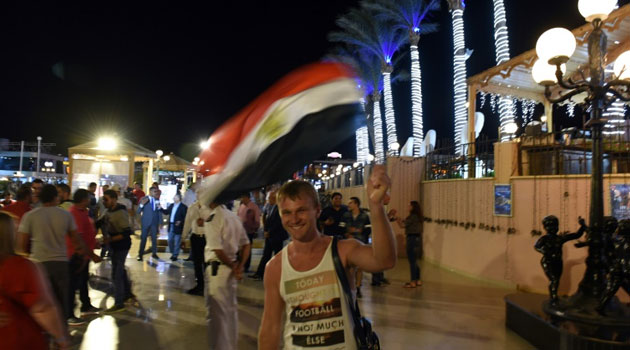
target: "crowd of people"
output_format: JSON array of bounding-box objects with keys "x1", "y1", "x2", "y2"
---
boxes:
[
  {"x1": 0, "y1": 165, "x2": 425, "y2": 349},
  {"x1": 0, "y1": 179, "x2": 146, "y2": 349}
]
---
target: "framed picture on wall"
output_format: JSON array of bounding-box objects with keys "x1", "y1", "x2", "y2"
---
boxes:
[
  {"x1": 494, "y1": 184, "x2": 512, "y2": 217},
  {"x1": 610, "y1": 184, "x2": 630, "y2": 220}
]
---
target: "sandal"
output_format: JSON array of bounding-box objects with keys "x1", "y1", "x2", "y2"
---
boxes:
[{"x1": 403, "y1": 282, "x2": 417, "y2": 288}]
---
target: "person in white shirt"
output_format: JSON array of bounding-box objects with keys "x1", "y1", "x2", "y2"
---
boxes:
[
  {"x1": 203, "y1": 200, "x2": 251, "y2": 349},
  {"x1": 161, "y1": 194, "x2": 187, "y2": 261}
]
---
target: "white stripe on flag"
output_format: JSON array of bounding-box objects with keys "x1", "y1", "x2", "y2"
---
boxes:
[{"x1": 199, "y1": 77, "x2": 362, "y2": 204}]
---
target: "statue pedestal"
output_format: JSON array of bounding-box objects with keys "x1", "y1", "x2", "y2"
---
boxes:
[{"x1": 505, "y1": 293, "x2": 630, "y2": 349}]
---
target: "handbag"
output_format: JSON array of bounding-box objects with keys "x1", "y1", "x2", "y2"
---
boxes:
[{"x1": 331, "y1": 237, "x2": 381, "y2": 350}]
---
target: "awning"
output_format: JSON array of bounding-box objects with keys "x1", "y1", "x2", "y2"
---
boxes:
[{"x1": 467, "y1": 4, "x2": 630, "y2": 103}]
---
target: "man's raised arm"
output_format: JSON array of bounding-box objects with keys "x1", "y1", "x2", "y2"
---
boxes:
[{"x1": 346, "y1": 165, "x2": 396, "y2": 272}]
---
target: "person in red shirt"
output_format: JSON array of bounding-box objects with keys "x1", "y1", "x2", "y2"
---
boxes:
[
  {"x1": 1, "y1": 185, "x2": 32, "y2": 223},
  {"x1": 0, "y1": 211, "x2": 71, "y2": 350},
  {"x1": 132, "y1": 182, "x2": 146, "y2": 204},
  {"x1": 67, "y1": 189, "x2": 102, "y2": 322},
  {"x1": 0, "y1": 191, "x2": 14, "y2": 207}
]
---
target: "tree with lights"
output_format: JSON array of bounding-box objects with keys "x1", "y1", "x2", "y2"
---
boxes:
[
  {"x1": 446, "y1": 0, "x2": 469, "y2": 154},
  {"x1": 329, "y1": 7, "x2": 407, "y2": 156},
  {"x1": 363, "y1": 0, "x2": 440, "y2": 157},
  {"x1": 492, "y1": 0, "x2": 516, "y2": 141}
]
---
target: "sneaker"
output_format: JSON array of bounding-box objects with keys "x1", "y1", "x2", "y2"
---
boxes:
[
  {"x1": 67, "y1": 316, "x2": 86, "y2": 326},
  {"x1": 370, "y1": 281, "x2": 382, "y2": 286},
  {"x1": 356, "y1": 287, "x2": 362, "y2": 299},
  {"x1": 151, "y1": 254, "x2": 160, "y2": 260},
  {"x1": 137, "y1": 256, "x2": 143, "y2": 261},
  {"x1": 103, "y1": 305, "x2": 126, "y2": 314},
  {"x1": 80, "y1": 305, "x2": 102, "y2": 315}
]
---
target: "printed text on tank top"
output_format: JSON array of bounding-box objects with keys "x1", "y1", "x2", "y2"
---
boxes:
[{"x1": 280, "y1": 237, "x2": 357, "y2": 350}]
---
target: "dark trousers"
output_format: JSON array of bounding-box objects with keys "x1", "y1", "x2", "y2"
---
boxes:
[
  {"x1": 244, "y1": 233, "x2": 255, "y2": 272},
  {"x1": 100, "y1": 242, "x2": 111, "y2": 258},
  {"x1": 255, "y1": 237, "x2": 284, "y2": 277},
  {"x1": 406, "y1": 234, "x2": 422, "y2": 281},
  {"x1": 191, "y1": 234, "x2": 206, "y2": 288},
  {"x1": 111, "y1": 247, "x2": 132, "y2": 306},
  {"x1": 139, "y1": 224, "x2": 158, "y2": 256},
  {"x1": 42, "y1": 261, "x2": 70, "y2": 319},
  {"x1": 372, "y1": 272, "x2": 386, "y2": 284},
  {"x1": 68, "y1": 254, "x2": 91, "y2": 317}
]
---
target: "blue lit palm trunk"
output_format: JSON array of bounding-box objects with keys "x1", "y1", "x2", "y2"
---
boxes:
[
  {"x1": 410, "y1": 35, "x2": 424, "y2": 157},
  {"x1": 448, "y1": 0, "x2": 468, "y2": 154},
  {"x1": 603, "y1": 95, "x2": 626, "y2": 137},
  {"x1": 493, "y1": 0, "x2": 515, "y2": 141},
  {"x1": 356, "y1": 126, "x2": 370, "y2": 164},
  {"x1": 356, "y1": 97, "x2": 371, "y2": 164},
  {"x1": 382, "y1": 66, "x2": 399, "y2": 156},
  {"x1": 372, "y1": 93, "x2": 386, "y2": 162}
]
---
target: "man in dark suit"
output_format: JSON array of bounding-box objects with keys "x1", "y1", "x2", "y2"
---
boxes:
[
  {"x1": 249, "y1": 190, "x2": 287, "y2": 280},
  {"x1": 137, "y1": 187, "x2": 162, "y2": 261},
  {"x1": 161, "y1": 193, "x2": 187, "y2": 261}
]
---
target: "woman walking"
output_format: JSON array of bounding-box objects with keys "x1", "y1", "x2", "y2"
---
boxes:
[{"x1": 396, "y1": 201, "x2": 423, "y2": 288}]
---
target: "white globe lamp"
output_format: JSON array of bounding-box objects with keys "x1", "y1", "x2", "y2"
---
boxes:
[
  {"x1": 578, "y1": 0, "x2": 617, "y2": 22},
  {"x1": 536, "y1": 28, "x2": 576, "y2": 65},
  {"x1": 532, "y1": 59, "x2": 566, "y2": 85},
  {"x1": 613, "y1": 50, "x2": 630, "y2": 81}
]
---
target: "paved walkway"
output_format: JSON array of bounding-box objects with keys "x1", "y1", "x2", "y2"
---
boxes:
[{"x1": 67, "y1": 235, "x2": 533, "y2": 349}]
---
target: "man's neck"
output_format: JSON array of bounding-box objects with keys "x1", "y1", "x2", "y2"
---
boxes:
[
  {"x1": 352, "y1": 208, "x2": 360, "y2": 215},
  {"x1": 332, "y1": 205, "x2": 341, "y2": 210},
  {"x1": 290, "y1": 232, "x2": 326, "y2": 255},
  {"x1": 43, "y1": 202, "x2": 56, "y2": 207}
]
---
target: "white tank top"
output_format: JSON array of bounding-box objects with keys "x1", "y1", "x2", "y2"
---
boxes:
[{"x1": 280, "y1": 239, "x2": 357, "y2": 350}]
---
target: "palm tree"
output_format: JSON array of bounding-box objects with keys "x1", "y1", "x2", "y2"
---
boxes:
[
  {"x1": 364, "y1": 0, "x2": 440, "y2": 157},
  {"x1": 326, "y1": 48, "x2": 387, "y2": 162},
  {"x1": 446, "y1": 0, "x2": 468, "y2": 154},
  {"x1": 329, "y1": 7, "x2": 407, "y2": 156},
  {"x1": 492, "y1": 0, "x2": 516, "y2": 141}
]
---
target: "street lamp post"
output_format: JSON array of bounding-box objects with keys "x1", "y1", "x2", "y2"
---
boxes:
[
  {"x1": 533, "y1": 0, "x2": 630, "y2": 312},
  {"x1": 155, "y1": 150, "x2": 163, "y2": 184},
  {"x1": 36, "y1": 136, "x2": 42, "y2": 177}
]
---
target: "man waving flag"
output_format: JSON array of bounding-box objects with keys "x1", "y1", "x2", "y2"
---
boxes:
[{"x1": 196, "y1": 62, "x2": 365, "y2": 204}]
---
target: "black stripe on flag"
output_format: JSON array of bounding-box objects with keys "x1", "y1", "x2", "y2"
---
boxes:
[{"x1": 214, "y1": 103, "x2": 365, "y2": 202}]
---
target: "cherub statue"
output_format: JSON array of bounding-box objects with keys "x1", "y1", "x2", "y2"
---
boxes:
[
  {"x1": 598, "y1": 219, "x2": 630, "y2": 312},
  {"x1": 534, "y1": 216, "x2": 587, "y2": 305}
]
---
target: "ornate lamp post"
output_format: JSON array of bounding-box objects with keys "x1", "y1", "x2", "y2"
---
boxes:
[{"x1": 532, "y1": 0, "x2": 630, "y2": 311}]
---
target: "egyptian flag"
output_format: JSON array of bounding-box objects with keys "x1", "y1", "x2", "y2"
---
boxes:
[{"x1": 197, "y1": 62, "x2": 365, "y2": 204}]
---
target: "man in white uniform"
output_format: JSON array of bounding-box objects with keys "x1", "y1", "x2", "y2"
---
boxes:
[
  {"x1": 182, "y1": 200, "x2": 211, "y2": 295},
  {"x1": 203, "y1": 200, "x2": 251, "y2": 349}
]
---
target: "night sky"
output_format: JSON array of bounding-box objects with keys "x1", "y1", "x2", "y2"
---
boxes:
[{"x1": 2, "y1": 0, "x2": 628, "y2": 160}]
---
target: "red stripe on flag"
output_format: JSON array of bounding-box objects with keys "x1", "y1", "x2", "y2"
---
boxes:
[{"x1": 198, "y1": 62, "x2": 355, "y2": 176}]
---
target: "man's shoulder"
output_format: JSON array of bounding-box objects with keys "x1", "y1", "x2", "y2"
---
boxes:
[{"x1": 266, "y1": 249, "x2": 283, "y2": 279}]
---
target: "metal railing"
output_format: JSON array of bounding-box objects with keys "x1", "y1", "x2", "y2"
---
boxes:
[
  {"x1": 520, "y1": 125, "x2": 630, "y2": 176},
  {"x1": 425, "y1": 136, "x2": 496, "y2": 180}
]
